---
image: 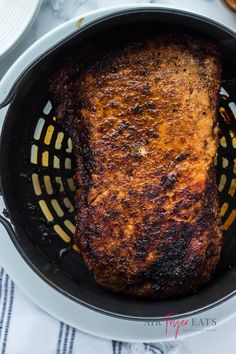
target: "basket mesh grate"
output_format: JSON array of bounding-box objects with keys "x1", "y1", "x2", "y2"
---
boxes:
[
  {"x1": 28, "y1": 82, "x2": 236, "y2": 255},
  {"x1": 29, "y1": 101, "x2": 78, "y2": 252}
]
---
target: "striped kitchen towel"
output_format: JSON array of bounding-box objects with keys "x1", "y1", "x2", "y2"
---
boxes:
[{"x1": 0, "y1": 267, "x2": 179, "y2": 354}]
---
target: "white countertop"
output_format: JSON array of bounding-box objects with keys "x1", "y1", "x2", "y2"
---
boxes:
[{"x1": 0, "y1": 0, "x2": 236, "y2": 353}]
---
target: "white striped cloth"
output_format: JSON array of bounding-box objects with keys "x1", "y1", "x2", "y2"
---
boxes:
[
  {"x1": 0, "y1": 267, "x2": 179, "y2": 354},
  {"x1": 2, "y1": 258, "x2": 236, "y2": 354}
]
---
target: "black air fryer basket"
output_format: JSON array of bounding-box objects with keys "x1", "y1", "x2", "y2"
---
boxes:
[{"x1": 0, "y1": 8, "x2": 236, "y2": 320}]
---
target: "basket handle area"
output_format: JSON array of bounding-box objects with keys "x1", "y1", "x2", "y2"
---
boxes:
[
  {"x1": 0, "y1": 89, "x2": 15, "y2": 109},
  {"x1": 0, "y1": 191, "x2": 15, "y2": 239}
]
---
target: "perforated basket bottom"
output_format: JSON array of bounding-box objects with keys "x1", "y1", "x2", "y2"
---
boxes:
[
  {"x1": 26, "y1": 81, "x2": 236, "y2": 265},
  {"x1": 28, "y1": 101, "x2": 78, "y2": 254}
]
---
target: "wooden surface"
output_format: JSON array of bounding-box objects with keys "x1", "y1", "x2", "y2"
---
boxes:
[{"x1": 224, "y1": 0, "x2": 236, "y2": 11}]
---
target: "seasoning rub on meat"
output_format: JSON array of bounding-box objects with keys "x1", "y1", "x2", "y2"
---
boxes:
[{"x1": 49, "y1": 32, "x2": 222, "y2": 298}]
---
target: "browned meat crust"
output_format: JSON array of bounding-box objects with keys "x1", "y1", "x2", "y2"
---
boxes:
[{"x1": 49, "y1": 32, "x2": 223, "y2": 298}]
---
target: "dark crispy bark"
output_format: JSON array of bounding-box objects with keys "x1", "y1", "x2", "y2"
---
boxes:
[{"x1": 49, "y1": 32, "x2": 222, "y2": 298}]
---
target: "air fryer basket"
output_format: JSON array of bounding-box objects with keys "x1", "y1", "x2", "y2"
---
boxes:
[{"x1": 1, "y1": 8, "x2": 236, "y2": 320}]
